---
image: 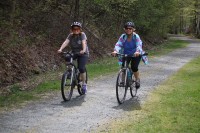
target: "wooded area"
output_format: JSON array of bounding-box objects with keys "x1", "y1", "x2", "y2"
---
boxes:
[{"x1": 0, "y1": 0, "x2": 199, "y2": 87}]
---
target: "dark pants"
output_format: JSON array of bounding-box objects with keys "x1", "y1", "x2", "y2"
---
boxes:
[
  {"x1": 122, "y1": 57, "x2": 141, "y2": 72},
  {"x1": 73, "y1": 54, "x2": 88, "y2": 73}
]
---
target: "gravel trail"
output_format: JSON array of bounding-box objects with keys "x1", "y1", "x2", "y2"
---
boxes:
[{"x1": 0, "y1": 35, "x2": 200, "y2": 133}]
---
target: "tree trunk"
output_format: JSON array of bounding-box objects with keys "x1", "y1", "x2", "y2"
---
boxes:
[
  {"x1": 74, "y1": 0, "x2": 80, "y2": 21},
  {"x1": 196, "y1": 14, "x2": 200, "y2": 37},
  {"x1": 82, "y1": 0, "x2": 88, "y2": 27},
  {"x1": 195, "y1": 0, "x2": 200, "y2": 37},
  {"x1": 10, "y1": 0, "x2": 16, "y2": 27}
]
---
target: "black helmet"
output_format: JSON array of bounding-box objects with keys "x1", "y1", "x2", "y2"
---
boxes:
[
  {"x1": 124, "y1": 22, "x2": 135, "y2": 28},
  {"x1": 71, "y1": 21, "x2": 82, "y2": 28}
]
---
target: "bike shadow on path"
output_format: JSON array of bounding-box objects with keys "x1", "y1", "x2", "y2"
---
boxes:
[
  {"x1": 52, "y1": 95, "x2": 86, "y2": 108},
  {"x1": 112, "y1": 97, "x2": 141, "y2": 112}
]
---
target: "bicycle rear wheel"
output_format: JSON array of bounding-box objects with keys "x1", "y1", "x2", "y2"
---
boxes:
[
  {"x1": 130, "y1": 80, "x2": 138, "y2": 97},
  {"x1": 61, "y1": 69, "x2": 75, "y2": 101},
  {"x1": 77, "y1": 69, "x2": 88, "y2": 95},
  {"x1": 116, "y1": 69, "x2": 128, "y2": 104}
]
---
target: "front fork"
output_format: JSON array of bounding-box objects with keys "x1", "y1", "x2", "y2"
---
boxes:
[{"x1": 123, "y1": 68, "x2": 132, "y2": 87}]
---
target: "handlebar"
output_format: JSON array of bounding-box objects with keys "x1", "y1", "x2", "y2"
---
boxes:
[
  {"x1": 60, "y1": 51, "x2": 84, "y2": 56},
  {"x1": 113, "y1": 52, "x2": 148, "y2": 57}
]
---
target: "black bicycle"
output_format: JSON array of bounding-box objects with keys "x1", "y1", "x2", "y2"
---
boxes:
[
  {"x1": 115, "y1": 53, "x2": 148, "y2": 104},
  {"x1": 60, "y1": 51, "x2": 88, "y2": 101}
]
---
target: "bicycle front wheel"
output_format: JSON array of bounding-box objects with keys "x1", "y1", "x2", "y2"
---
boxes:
[
  {"x1": 116, "y1": 69, "x2": 128, "y2": 104},
  {"x1": 61, "y1": 70, "x2": 74, "y2": 101}
]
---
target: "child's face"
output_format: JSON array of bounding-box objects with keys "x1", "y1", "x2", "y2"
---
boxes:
[{"x1": 72, "y1": 26, "x2": 81, "y2": 34}]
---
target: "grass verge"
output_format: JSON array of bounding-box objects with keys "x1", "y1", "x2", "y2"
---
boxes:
[
  {"x1": 0, "y1": 38, "x2": 189, "y2": 110},
  {"x1": 0, "y1": 58, "x2": 120, "y2": 110},
  {"x1": 104, "y1": 56, "x2": 200, "y2": 133},
  {"x1": 149, "y1": 39, "x2": 188, "y2": 56}
]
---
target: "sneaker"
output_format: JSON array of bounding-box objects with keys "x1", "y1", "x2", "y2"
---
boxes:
[
  {"x1": 82, "y1": 84, "x2": 87, "y2": 94},
  {"x1": 135, "y1": 79, "x2": 140, "y2": 89}
]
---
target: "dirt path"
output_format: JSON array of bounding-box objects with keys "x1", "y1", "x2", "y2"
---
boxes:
[{"x1": 0, "y1": 35, "x2": 200, "y2": 133}]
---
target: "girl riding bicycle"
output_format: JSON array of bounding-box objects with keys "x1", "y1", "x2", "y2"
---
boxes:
[
  {"x1": 58, "y1": 21, "x2": 89, "y2": 93},
  {"x1": 112, "y1": 21, "x2": 147, "y2": 89}
]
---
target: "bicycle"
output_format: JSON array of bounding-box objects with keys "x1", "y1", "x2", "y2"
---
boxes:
[
  {"x1": 60, "y1": 51, "x2": 88, "y2": 101},
  {"x1": 115, "y1": 52, "x2": 148, "y2": 104}
]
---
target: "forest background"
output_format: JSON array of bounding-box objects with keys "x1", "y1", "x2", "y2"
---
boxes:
[{"x1": 0, "y1": 0, "x2": 199, "y2": 90}]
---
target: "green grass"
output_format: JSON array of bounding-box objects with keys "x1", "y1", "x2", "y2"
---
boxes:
[
  {"x1": 87, "y1": 57, "x2": 120, "y2": 79},
  {"x1": 0, "y1": 80, "x2": 60, "y2": 109},
  {"x1": 149, "y1": 39, "x2": 188, "y2": 56},
  {"x1": 34, "y1": 80, "x2": 60, "y2": 93},
  {"x1": 0, "y1": 39, "x2": 189, "y2": 110},
  {"x1": 106, "y1": 56, "x2": 200, "y2": 133}
]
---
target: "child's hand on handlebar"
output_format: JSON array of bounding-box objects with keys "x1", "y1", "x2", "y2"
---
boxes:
[
  {"x1": 57, "y1": 49, "x2": 62, "y2": 53},
  {"x1": 111, "y1": 51, "x2": 117, "y2": 57},
  {"x1": 80, "y1": 50, "x2": 85, "y2": 54}
]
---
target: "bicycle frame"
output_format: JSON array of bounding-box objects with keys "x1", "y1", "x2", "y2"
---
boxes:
[
  {"x1": 64, "y1": 52, "x2": 79, "y2": 85},
  {"x1": 118, "y1": 54, "x2": 133, "y2": 87},
  {"x1": 115, "y1": 52, "x2": 148, "y2": 104},
  {"x1": 61, "y1": 51, "x2": 87, "y2": 101}
]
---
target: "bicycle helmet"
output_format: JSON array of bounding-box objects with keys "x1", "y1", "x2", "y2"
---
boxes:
[
  {"x1": 124, "y1": 22, "x2": 135, "y2": 28},
  {"x1": 71, "y1": 21, "x2": 82, "y2": 28}
]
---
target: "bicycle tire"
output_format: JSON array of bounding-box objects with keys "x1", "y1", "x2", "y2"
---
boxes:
[
  {"x1": 130, "y1": 80, "x2": 138, "y2": 97},
  {"x1": 61, "y1": 69, "x2": 74, "y2": 101},
  {"x1": 77, "y1": 69, "x2": 88, "y2": 95},
  {"x1": 116, "y1": 69, "x2": 128, "y2": 104}
]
